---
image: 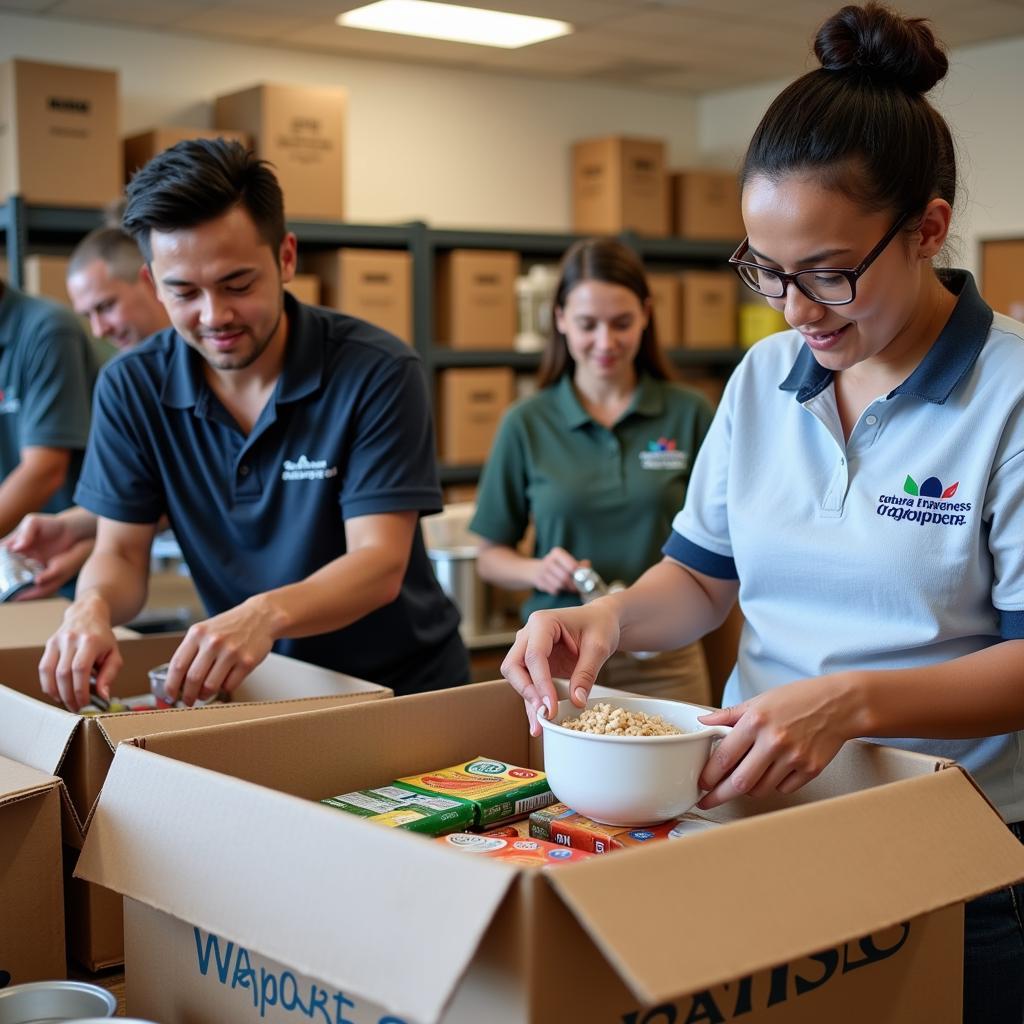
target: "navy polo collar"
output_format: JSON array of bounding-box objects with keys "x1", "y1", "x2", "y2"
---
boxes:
[
  {"x1": 779, "y1": 270, "x2": 994, "y2": 405},
  {"x1": 557, "y1": 371, "x2": 665, "y2": 429},
  {"x1": 160, "y1": 292, "x2": 324, "y2": 410}
]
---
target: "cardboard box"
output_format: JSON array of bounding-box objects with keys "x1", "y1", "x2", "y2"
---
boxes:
[
  {"x1": 22, "y1": 254, "x2": 71, "y2": 305},
  {"x1": 0, "y1": 59, "x2": 120, "y2": 207},
  {"x1": 437, "y1": 367, "x2": 515, "y2": 464},
  {"x1": 435, "y1": 250, "x2": 519, "y2": 349},
  {"x1": 0, "y1": 597, "x2": 70, "y2": 647},
  {"x1": 123, "y1": 126, "x2": 251, "y2": 182},
  {"x1": 284, "y1": 272, "x2": 321, "y2": 305},
  {"x1": 572, "y1": 136, "x2": 669, "y2": 238},
  {"x1": 0, "y1": 633, "x2": 390, "y2": 969},
  {"x1": 672, "y1": 170, "x2": 745, "y2": 241},
  {"x1": 646, "y1": 271, "x2": 680, "y2": 346},
  {"x1": 214, "y1": 82, "x2": 346, "y2": 221},
  {"x1": 0, "y1": 755, "x2": 65, "y2": 986},
  {"x1": 76, "y1": 680, "x2": 1024, "y2": 1024},
  {"x1": 305, "y1": 248, "x2": 412, "y2": 343},
  {"x1": 680, "y1": 271, "x2": 738, "y2": 348}
]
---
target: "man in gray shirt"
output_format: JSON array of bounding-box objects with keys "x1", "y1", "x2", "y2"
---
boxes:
[{"x1": 0, "y1": 279, "x2": 97, "y2": 538}]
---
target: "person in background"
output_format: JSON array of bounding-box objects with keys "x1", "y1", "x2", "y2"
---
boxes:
[
  {"x1": 66, "y1": 224, "x2": 170, "y2": 351},
  {"x1": 501, "y1": 6, "x2": 1024, "y2": 1021},
  {"x1": 38, "y1": 138, "x2": 468, "y2": 706},
  {"x1": 0, "y1": 276, "x2": 97, "y2": 543},
  {"x1": 471, "y1": 238, "x2": 715, "y2": 704},
  {"x1": 5, "y1": 225, "x2": 172, "y2": 599}
]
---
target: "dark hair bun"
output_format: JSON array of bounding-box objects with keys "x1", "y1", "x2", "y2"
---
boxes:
[{"x1": 814, "y1": 2, "x2": 948, "y2": 95}]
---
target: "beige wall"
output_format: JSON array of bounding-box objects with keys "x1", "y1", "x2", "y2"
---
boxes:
[
  {"x1": 0, "y1": 11, "x2": 698, "y2": 231},
  {"x1": 696, "y1": 34, "x2": 1024, "y2": 280}
]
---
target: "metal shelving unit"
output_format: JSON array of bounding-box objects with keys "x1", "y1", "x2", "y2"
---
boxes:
[{"x1": 2, "y1": 201, "x2": 744, "y2": 488}]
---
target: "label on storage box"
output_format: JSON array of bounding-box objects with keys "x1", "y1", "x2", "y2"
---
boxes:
[{"x1": 398, "y1": 757, "x2": 554, "y2": 827}]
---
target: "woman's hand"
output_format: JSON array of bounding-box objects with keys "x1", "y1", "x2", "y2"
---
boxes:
[
  {"x1": 501, "y1": 600, "x2": 620, "y2": 736},
  {"x1": 695, "y1": 672, "x2": 867, "y2": 809},
  {"x1": 531, "y1": 547, "x2": 588, "y2": 595}
]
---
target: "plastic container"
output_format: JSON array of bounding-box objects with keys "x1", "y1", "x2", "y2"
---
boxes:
[
  {"x1": 537, "y1": 696, "x2": 729, "y2": 826},
  {"x1": 0, "y1": 980, "x2": 116, "y2": 1022}
]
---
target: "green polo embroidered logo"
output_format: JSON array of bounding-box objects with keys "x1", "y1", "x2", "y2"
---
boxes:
[
  {"x1": 639, "y1": 437, "x2": 690, "y2": 471},
  {"x1": 0, "y1": 388, "x2": 20, "y2": 415}
]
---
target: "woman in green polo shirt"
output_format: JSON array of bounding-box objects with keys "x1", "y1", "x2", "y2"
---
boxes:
[{"x1": 470, "y1": 238, "x2": 715, "y2": 704}]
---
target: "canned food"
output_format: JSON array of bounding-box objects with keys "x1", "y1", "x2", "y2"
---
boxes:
[{"x1": 0, "y1": 979, "x2": 116, "y2": 1022}]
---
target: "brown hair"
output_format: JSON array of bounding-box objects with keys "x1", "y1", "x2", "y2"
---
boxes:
[{"x1": 537, "y1": 237, "x2": 672, "y2": 388}]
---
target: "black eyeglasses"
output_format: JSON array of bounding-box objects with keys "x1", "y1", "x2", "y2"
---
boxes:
[{"x1": 728, "y1": 211, "x2": 912, "y2": 306}]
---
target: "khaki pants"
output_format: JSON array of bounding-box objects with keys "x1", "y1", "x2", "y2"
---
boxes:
[{"x1": 598, "y1": 641, "x2": 711, "y2": 706}]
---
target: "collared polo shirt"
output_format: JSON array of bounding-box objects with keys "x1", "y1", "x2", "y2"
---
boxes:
[
  {"x1": 75, "y1": 295, "x2": 466, "y2": 695},
  {"x1": 0, "y1": 284, "x2": 97, "y2": 511},
  {"x1": 665, "y1": 270, "x2": 1024, "y2": 820},
  {"x1": 471, "y1": 372, "x2": 713, "y2": 619}
]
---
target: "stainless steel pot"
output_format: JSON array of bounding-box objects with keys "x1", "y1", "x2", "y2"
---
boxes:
[{"x1": 0, "y1": 981, "x2": 116, "y2": 1023}]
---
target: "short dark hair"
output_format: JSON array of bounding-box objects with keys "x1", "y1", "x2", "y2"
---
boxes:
[
  {"x1": 742, "y1": 2, "x2": 955, "y2": 222},
  {"x1": 538, "y1": 237, "x2": 672, "y2": 388},
  {"x1": 123, "y1": 138, "x2": 285, "y2": 261},
  {"x1": 68, "y1": 226, "x2": 144, "y2": 282}
]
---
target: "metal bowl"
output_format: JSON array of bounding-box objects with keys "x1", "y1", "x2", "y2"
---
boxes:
[{"x1": 0, "y1": 981, "x2": 116, "y2": 1023}]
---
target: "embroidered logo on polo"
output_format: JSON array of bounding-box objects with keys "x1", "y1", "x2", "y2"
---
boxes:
[
  {"x1": 0, "y1": 388, "x2": 20, "y2": 415},
  {"x1": 280, "y1": 454, "x2": 338, "y2": 482},
  {"x1": 639, "y1": 436, "x2": 690, "y2": 471},
  {"x1": 876, "y1": 472, "x2": 972, "y2": 526}
]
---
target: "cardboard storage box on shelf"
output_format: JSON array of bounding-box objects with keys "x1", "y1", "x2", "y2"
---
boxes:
[
  {"x1": 435, "y1": 249, "x2": 519, "y2": 349},
  {"x1": 76, "y1": 679, "x2": 1024, "y2": 1024},
  {"x1": 215, "y1": 82, "x2": 346, "y2": 221},
  {"x1": 646, "y1": 271, "x2": 681, "y2": 347},
  {"x1": 306, "y1": 248, "x2": 412, "y2": 343},
  {"x1": 572, "y1": 136, "x2": 669, "y2": 238},
  {"x1": 0, "y1": 755, "x2": 65, "y2": 986},
  {"x1": 123, "y1": 126, "x2": 251, "y2": 181},
  {"x1": 672, "y1": 169, "x2": 745, "y2": 241},
  {"x1": 22, "y1": 254, "x2": 71, "y2": 304},
  {"x1": 0, "y1": 632, "x2": 391, "y2": 970},
  {"x1": 680, "y1": 270, "x2": 738, "y2": 348},
  {"x1": 284, "y1": 272, "x2": 322, "y2": 305},
  {"x1": 0, "y1": 59, "x2": 120, "y2": 207},
  {"x1": 437, "y1": 367, "x2": 515, "y2": 464}
]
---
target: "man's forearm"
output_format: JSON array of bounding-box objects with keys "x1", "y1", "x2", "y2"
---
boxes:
[
  {"x1": 75, "y1": 550, "x2": 149, "y2": 625},
  {"x1": 0, "y1": 461, "x2": 66, "y2": 537},
  {"x1": 248, "y1": 545, "x2": 406, "y2": 643}
]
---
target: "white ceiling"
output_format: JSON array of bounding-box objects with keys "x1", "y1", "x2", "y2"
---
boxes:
[{"x1": 4, "y1": 0, "x2": 1024, "y2": 93}]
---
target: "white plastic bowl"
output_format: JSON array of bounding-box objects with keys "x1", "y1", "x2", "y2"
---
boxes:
[{"x1": 537, "y1": 696, "x2": 729, "y2": 827}]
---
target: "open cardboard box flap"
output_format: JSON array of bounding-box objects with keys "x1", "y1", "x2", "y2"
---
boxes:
[
  {"x1": 0, "y1": 751, "x2": 61, "y2": 805},
  {"x1": 0, "y1": 684, "x2": 78, "y2": 775},
  {"x1": 546, "y1": 766, "x2": 1024, "y2": 1006},
  {"x1": 76, "y1": 743, "x2": 518, "y2": 1024}
]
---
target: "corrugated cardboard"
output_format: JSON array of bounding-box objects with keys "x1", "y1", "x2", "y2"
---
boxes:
[
  {"x1": 435, "y1": 250, "x2": 519, "y2": 349},
  {"x1": 77, "y1": 681, "x2": 1024, "y2": 1024},
  {"x1": 23, "y1": 254, "x2": 71, "y2": 305},
  {"x1": 214, "y1": 82, "x2": 346, "y2": 221},
  {"x1": 437, "y1": 368, "x2": 515, "y2": 464},
  {"x1": 0, "y1": 633, "x2": 390, "y2": 969},
  {"x1": 646, "y1": 271, "x2": 680, "y2": 347},
  {"x1": 284, "y1": 272, "x2": 321, "y2": 305},
  {"x1": 572, "y1": 136, "x2": 669, "y2": 238},
  {"x1": 680, "y1": 270, "x2": 738, "y2": 348},
  {"x1": 305, "y1": 248, "x2": 412, "y2": 343},
  {"x1": 0, "y1": 598, "x2": 70, "y2": 647},
  {"x1": 123, "y1": 127, "x2": 251, "y2": 182},
  {"x1": 672, "y1": 169, "x2": 745, "y2": 241},
  {"x1": 0, "y1": 755, "x2": 65, "y2": 986},
  {"x1": 0, "y1": 59, "x2": 119, "y2": 207}
]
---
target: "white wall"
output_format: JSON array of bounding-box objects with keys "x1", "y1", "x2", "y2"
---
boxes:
[
  {"x1": 0, "y1": 11, "x2": 698, "y2": 232},
  {"x1": 695, "y1": 35, "x2": 1024, "y2": 278}
]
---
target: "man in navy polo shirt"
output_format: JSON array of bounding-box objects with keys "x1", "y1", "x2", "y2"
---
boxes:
[{"x1": 39, "y1": 139, "x2": 467, "y2": 708}]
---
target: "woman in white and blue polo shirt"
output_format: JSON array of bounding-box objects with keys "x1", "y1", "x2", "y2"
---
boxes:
[{"x1": 501, "y1": 4, "x2": 1024, "y2": 1020}]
